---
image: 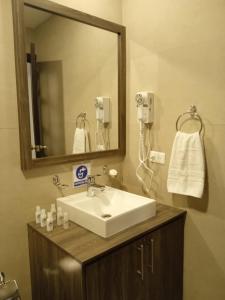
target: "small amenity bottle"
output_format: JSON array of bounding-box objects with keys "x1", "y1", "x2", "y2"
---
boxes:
[
  {"x1": 63, "y1": 212, "x2": 69, "y2": 229},
  {"x1": 40, "y1": 209, "x2": 47, "y2": 227},
  {"x1": 46, "y1": 212, "x2": 54, "y2": 232},
  {"x1": 50, "y1": 203, "x2": 57, "y2": 221},
  {"x1": 35, "y1": 206, "x2": 41, "y2": 224},
  {"x1": 57, "y1": 207, "x2": 63, "y2": 226}
]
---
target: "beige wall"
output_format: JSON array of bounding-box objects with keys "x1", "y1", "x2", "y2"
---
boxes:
[
  {"x1": 122, "y1": 0, "x2": 225, "y2": 299},
  {"x1": 0, "y1": 1, "x2": 122, "y2": 300},
  {"x1": 2, "y1": 0, "x2": 225, "y2": 299}
]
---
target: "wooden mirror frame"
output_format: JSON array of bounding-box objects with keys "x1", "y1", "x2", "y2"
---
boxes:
[{"x1": 11, "y1": 0, "x2": 126, "y2": 170}]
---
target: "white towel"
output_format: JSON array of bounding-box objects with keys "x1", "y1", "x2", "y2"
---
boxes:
[
  {"x1": 72, "y1": 128, "x2": 90, "y2": 154},
  {"x1": 167, "y1": 131, "x2": 205, "y2": 198}
]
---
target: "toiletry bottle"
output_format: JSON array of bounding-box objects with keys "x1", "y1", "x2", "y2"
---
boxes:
[
  {"x1": 63, "y1": 212, "x2": 69, "y2": 229},
  {"x1": 50, "y1": 203, "x2": 56, "y2": 221},
  {"x1": 40, "y1": 209, "x2": 47, "y2": 227},
  {"x1": 57, "y1": 207, "x2": 63, "y2": 226},
  {"x1": 35, "y1": 206, "x2": 41, "y2": 224},
  {"x1": 46, "y1": 212, "x2": 54, "y2": 232}
]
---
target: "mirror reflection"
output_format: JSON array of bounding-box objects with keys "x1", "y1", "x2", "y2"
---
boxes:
[{"x1": 24, "y1": 6, "x2": 119, "y2": 159}]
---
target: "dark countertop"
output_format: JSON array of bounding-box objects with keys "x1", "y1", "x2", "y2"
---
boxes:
[{"x1": 28, "y1": 203, "x2": 186, "y2": 265}]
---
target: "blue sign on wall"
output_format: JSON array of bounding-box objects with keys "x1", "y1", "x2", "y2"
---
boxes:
[
  {"x1": 76, "y1": 165, "x2": 88, "y2": 180},
  {"x1": 73, "y1": 163, "x2": 91, "y2": 187}
]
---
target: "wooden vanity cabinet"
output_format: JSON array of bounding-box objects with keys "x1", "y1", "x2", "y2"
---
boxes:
[
  {"x1": 85, "y1": 217, "x2": 184, "y2": 300},
  {"x1": 28, "y1": 204, "x2": 185, "y2": 300}
]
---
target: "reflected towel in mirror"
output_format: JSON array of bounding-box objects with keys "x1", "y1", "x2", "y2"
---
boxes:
[{"x1": 73, "y1": 128, "x2": 90, "y2": 154}]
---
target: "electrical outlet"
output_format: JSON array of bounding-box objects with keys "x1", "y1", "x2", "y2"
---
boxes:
[{"x1": 150, "y1": 151, "x2": 166, "y2": 164}]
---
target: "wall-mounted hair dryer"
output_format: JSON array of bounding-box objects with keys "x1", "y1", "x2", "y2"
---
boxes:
[
  {"x1": 135, "y1": 91, "x2": 154, "y2": 124},
  {"x1": 135, "y1": 91, "x2": 154, "y2": 194},
  {"x1": 95, "y1": 97, "x2": 110, "y2": 123}
]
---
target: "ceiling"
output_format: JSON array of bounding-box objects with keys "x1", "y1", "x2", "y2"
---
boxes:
[{"x1": 24, "y1": 6, "x2": 52, "y2": 29}]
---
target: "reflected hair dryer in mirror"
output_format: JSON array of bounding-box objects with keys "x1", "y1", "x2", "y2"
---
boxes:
[{"x1": 95, "y1": 97, "x2": 111, "y2": 151}]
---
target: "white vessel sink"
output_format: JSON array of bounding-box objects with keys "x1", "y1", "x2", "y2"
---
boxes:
[{"x1": 57, "y1": 187, "x2": 156, "y2": 238}]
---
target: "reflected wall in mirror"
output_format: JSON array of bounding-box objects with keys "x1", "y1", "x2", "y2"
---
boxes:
[
  {"x1": 24, "y1": 6, "x2": 118, "y2": 158},
  {"x1": 12, "y1": 0, "x2": 126, "y2": 170}
]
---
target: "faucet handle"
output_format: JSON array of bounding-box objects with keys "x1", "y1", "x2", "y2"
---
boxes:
[
  {"x1": 53, "y1": 175, "x2": 69, "y2": 188},
  {"x1": 53, "y1": 175, "x2": 60, "y2": 186},
  {"x1": 87, "y1": 174, "x2": 101, "y2": 184}
]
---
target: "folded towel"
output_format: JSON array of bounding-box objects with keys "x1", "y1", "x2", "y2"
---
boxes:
[
  {"x1": 167, "y1": 131, "x2": 205, "y2": 198},
  {"x1": 72, "y1": 128, "x2": 90, "y2": 154}
]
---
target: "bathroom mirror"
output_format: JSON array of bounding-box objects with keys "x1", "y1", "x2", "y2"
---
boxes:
[{"x1": 12, "y1": 0, "x2": 126, "y2": 170}]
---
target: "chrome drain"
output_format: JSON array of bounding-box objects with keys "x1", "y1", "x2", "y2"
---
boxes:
[{"x1": 101, "y1": 214, "x2": 112, "y2": 219}]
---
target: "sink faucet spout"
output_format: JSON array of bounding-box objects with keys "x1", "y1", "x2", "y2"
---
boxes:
[{"x1": 87, "y1": 175, "x2": 105, "y2": 197}]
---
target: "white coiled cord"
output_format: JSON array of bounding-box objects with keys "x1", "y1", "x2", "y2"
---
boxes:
[{"x1": 136, "y1": 121, "x2": 154, "y2": 194}]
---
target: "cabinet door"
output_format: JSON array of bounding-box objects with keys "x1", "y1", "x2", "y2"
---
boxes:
[
  {"x1": 85, "y1": 237, "x2": 147, "y2": 300},
  {"x1": 85, "y1": 217, "x2": 185, "y2": 300},
  {"x1": 145, "y1": 218, "x2": 185, "y2": 300}
]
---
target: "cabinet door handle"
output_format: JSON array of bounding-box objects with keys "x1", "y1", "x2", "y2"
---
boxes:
[
  {"x1": 147, "y1": 238, "x2": 154, "y2": 274},
  {"x1": 137, "y1": 244, "x2": 144, "y2": 281}
]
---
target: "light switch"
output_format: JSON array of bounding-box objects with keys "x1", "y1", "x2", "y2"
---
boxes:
[{"x1": 150, "y1": 151, "x2": 166, "y2": 164}]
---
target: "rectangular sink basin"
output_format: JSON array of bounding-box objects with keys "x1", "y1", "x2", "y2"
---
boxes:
[{"x1": 57, "y1": 187, "x2": 156, "y2": 238}]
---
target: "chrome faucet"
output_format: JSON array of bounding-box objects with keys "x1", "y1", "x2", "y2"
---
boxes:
[
  {"x1": 53, "y1": 175, "x2": 69, "y2": 196},
  {"x1": 87, "y1": 174, "x2": 105, "y2": 197}
]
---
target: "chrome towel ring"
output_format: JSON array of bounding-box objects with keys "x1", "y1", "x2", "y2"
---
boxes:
[
  {"x1": 75, "y1": 112, "x2": 87, "y2": 129},
  {"x1": 176, "y1": 105, "x2": 203, "y2": 133}
]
